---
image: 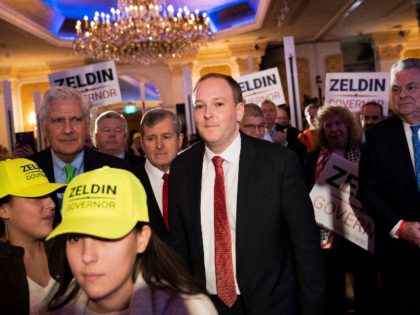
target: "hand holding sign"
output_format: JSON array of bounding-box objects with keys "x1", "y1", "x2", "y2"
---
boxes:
[{"x1": 310, "y1": 153, "x2": 375, "y2": 253}]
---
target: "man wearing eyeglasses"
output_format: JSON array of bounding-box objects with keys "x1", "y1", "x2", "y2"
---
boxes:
[{"x1": 239, "y1": 103, "x2": 268, "y2": 140}]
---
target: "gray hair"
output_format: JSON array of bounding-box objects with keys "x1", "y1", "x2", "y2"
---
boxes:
[
  {"x1": 38, "y1": 86, "x2": 89, "y2": 123},
  {"x1": 390, "y1": 58, "x2": 420, "y2": 80},
  {"x1": 243, "y1": 103, "x2": 263, "y2": 118},
  {"x1": 140, "y1": 108, "x2": 182, "y2": 136},
  {"x1": 94, "y1": 110, "x2": 128, "y2": 136}
]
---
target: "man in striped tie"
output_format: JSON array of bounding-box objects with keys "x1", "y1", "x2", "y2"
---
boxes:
[{"x1": 359, "y1": 58, "x2": 420, "y2": 315}]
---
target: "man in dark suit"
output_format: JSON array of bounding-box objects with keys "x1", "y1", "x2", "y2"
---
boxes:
[
  {"x1": 29, "y1": 86, "x2": 128, "y2": 225},
  {"x1": 261, "y1": 99, "x2": 307, "y2": 164},
  {"x1": 93, "y1": 110, "x2": 143, "y2": 171},
  {"x1": 359, "y1": 58, "x2": 420, "y2": 315},
  {"x1": 132, "y1": 108, "x2": 184, "y2": 241},
  {"x1": 169, "y1": 73, "x2": 325, "y2": 315}
]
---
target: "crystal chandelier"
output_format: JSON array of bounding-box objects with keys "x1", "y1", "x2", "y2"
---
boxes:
[{"x1": 74, "y1": 0, "x2": 213, "y2": 65}]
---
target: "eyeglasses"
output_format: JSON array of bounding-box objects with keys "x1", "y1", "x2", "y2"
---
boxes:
[{"x1": 242, "y1": 123, "x2": 266, "y2": 132}]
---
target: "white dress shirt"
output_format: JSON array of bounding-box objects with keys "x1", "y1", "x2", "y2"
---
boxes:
[
  {"x1": 145, "y1": 159, "x2": 166, "y2": 215},
  {"x1": 200, "y1": 133, "x2": 241, "y2": 295}
]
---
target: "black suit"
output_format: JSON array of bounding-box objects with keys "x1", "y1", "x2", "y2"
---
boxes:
[
  {"x1": 124, "y1": 152, "x2": 144, "y2": 172},
  {"x1": 132, "y1": 159, "x2": 169, "y2": 241},
  {"x1": 29, "y1": 147, "x2": 129, "y2": 225},
  {"x1": 169, "y1": 134, "x2": 326, "y2": 315},
  {"x1": 359, "y1": 116, "x2": 420, "y2": 314}
]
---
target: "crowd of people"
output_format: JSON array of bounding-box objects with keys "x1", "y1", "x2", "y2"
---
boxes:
[{"x1": 0, "y1": 57, "x2": 419, "y2": 315}]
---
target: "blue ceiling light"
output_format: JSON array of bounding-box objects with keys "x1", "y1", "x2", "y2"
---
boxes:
[
  {"x1": 41, "y1": 0, "x2": 116, "y2": 19},
  {"x1": 207, "y1": 0, "x2": 255, "y2": 32},
  {"x1": 40, "y1": 0, "x2": 260, "y2": 41}
]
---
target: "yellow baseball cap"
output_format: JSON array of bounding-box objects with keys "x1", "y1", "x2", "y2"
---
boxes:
[
  {"x1": 46, "y1": 167, "x2": 149, "y2": 240},
  {"x1": 0, "y1": 158, "x2": 65, "y2": 198},
  {"x1": 132, "y1": 132, "x2": 141, "y2": 139}
]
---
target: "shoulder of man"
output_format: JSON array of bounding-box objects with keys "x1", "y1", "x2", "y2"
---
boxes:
[
  {"x1": 365, "y1": 115, "x2": 401, "y2": 139},
  {"x1": 173, "y1": 140, "x2": 205, "y2": 164},
  {"x1": 84, "y1": 147, "x2": 130, "y2": 170},
  {"x1": 28, "y1": 147, "x2": 51, "y2": 163},
  {"x1": 241, "y1": 132, "x2": 295, "y2": 161}
]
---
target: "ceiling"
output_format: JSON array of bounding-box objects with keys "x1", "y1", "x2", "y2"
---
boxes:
[{"x1": 0, "y1": 0, "x2": 417, "y2": 73}]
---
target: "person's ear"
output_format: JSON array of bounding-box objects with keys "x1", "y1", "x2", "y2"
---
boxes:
[
  {"x1": 177, "y1": 133, "x2": 184, "y2": 150},
  {"x1": 236, "y1": 102, "x2": 244, "y2": 123},
  {"x1": 0, "y1": 203, "x2": 11, "y2": 220},
  {"x1": 136, "y1": 225, "x2": 151, "y2": 254}
]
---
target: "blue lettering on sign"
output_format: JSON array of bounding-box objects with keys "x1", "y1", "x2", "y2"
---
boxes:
[
  {"x1": 53, "y1": 68, "x2": 114, "y2": 88},
  {"x1": 239, "y1": 74, "x2": 277, "y2": 93},
  {"x1": 330, "y1": 78, "x2": 386, "y2": 92}
]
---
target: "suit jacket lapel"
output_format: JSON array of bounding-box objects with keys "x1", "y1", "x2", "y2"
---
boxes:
[
  {"x1": 42, "y1": 148, "x2": 55, "y2": 182},
  {"x1": 236, "y1": 135, "x2": 257, "y2": 261},
  {"x1": 189, "y1": 142, "x2": 206, "y2": 261},
  {"x1": 83, "y1": 147, "x2": 94, "y2": 171},
  {"x1": 387, "y1": 117, "x2": 418, "y2": 190}
]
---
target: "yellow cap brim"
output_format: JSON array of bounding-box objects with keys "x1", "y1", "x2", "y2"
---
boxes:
[
  {"x1": 46, "y1": 216, "x2": 139, "y2": 241},
  {"x1": 1, "y1": 182, "x2": 65, "y2": 199}
]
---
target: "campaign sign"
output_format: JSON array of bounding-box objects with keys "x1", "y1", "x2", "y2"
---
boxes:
[
  {"x1": 48, "y1": 61, "x2": 122, "y2": 107},
  {"x1": 237, "y1": 68, "x2": 285, "y2": 105},
  {"x1": 324, "y1": 72, "x2": 389, "y2": 116},
  {"x1": 310, "y1": 153, "x2": 375, "y2": 253}
]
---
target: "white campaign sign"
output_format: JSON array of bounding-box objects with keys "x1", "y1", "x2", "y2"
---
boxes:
[
  {"x1": 310, "y1": 153, "x2": 375, "y2": 253},
  {"x1": 48, "y1": 61, "x2": 122, "y2": 107},
  {"x1": 324, "y1": 72, "x2": 390, "y2": 116},
  {"x1": 237, "y1": 68, "x2": 285, "y2": 105}
]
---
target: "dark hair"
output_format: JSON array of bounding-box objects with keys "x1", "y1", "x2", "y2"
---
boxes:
[
  {"x1": 314, "y1": 105, "x2": 362, "y2": 150},
  {"x1": 243, "y1": 103, "x2": 263, "y2": 118},
  {"x1": 47, "y1": 224, "x2": 205, "y2": 310},
  {"x1": 140, "y1": 108, "x2": 182, "y2": 136},
  {"x1": 361, "y1": 101, "x2": 384, "y2": 117},
  {"x1": 194, "y1": 73, "x2": 244, "y2": 104}
]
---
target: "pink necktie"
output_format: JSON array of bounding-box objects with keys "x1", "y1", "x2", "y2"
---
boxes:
[
  {"x1": 162, "y1": 172, "x2": 169, "y2": 229},
  {"x1": 212, "y1": 156, "x2": 237, "y2": 307}
]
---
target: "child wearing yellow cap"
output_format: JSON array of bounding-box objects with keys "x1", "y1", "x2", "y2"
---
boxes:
[
  {"x1": 46, "y1": 167, "x2": 216, "y2": 314},
  {"x1": 0, "y1": 158, "x2": 66, "y2": 315}
]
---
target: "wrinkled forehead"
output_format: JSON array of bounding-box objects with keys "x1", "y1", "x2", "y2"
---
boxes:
[
  {"x1": 391, "y1": 68, "x2": 420, "y2": 85},
  {"x1": 98, "y1": 116, "x2": 125, "y2": 127}
]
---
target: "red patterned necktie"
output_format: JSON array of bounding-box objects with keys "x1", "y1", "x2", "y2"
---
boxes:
[
  {"x1": 162, "y1": 172, "x2": 169, "y2": 228},
  {"x1": 212, "y1": 156, "x2": 237, "y2": 308}
]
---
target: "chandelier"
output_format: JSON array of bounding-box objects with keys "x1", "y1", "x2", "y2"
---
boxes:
[{"x1": 74, "y1": 0, "x2": 213, "y2": 65}]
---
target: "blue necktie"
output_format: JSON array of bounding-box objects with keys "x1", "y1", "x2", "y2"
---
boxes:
[{"x1": 411, "y1": 124, "x2": 420, "y2": 191}]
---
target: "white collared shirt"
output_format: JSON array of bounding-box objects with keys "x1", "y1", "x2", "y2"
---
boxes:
[
  {"x1": 200, "y1": 133, "x2": 241, "y2": 295},
  {"x1": 145, "y1": 159, "x2": 166, "y2": 215}
]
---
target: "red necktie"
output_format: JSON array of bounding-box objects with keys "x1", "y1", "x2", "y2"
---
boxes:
[
  {"x1": 162, "y1": 172, "x2": 169, "y2": 229},
  {"x1": 212, "y1": 156, "x2": 237, "y2": 308}
]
